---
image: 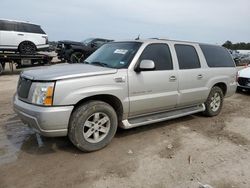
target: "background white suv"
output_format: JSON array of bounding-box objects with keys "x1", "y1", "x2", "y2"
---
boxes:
[
  {"x1": 238, "y1": 65, "x2": 250, "y2": 91},
  {"x1": 0, "y1": 19, "x2": 49, "y2": 54}
]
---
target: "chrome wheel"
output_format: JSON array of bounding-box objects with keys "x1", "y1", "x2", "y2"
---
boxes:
[
  {"x1": 83, "y1": 112, "x2": 111, "y2": 143},
  {"x1": 210, "y1": 92, "x2": 221, "y2": 112}
]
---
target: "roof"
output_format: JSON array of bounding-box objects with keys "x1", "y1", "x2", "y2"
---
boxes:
[
  {"x1": 114, "y1": 38, "x2": 217, "y2": 47},
  {"x1": 0, "y1": 18, "x2": 39, "y2": 26}
]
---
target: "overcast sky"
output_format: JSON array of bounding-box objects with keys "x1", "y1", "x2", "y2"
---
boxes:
[{"x1": 1, "y1": 0, "x2": 249, "y2": 44}]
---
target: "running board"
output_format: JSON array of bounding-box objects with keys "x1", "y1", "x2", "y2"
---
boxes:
[{"x1": 121, "y1": 104, "x2": 205, "y2": 129}]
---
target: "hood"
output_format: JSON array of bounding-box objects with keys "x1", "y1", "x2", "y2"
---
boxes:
[
  {"x1": 238, "y1": 66, "x2": 250, "y2": 78},
  {"x1": 21, "y1": 64, "x2": 117, "y2": 81}
]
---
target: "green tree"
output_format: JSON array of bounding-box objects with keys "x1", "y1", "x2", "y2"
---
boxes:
[{"x1": 222, "y1": 41, "x2": 250, "y2": 50}]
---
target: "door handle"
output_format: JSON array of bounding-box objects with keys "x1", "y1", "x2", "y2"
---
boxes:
[
  {"x1": 169, "y1": 75, "x2": 177, "y2": 81},
  {"x1": 18, "y1": 33, "x2": 24, "y2": 36},
  {"x1": 197, "y1": 74, "x2": 203, "y2": 79}
]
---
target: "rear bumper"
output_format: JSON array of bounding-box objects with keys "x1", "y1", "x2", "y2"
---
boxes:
[{"x1": 13, "y1": 94, "x2": 74, "y2": 137}]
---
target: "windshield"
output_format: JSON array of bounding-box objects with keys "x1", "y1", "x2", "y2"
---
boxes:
[
  {"x1": 82, "y1": 38, "x2": 94, "y2": 45},
  {"x1": 84, "y1": 42, "x2": 142, "y2": 69}
]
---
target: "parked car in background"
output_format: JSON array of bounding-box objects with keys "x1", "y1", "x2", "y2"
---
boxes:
[
  {"x1": 0, "y1": 19, "x2": 49, "y2": 54},
  {"x1": 56, "y1": 38, "x2": 113, "y2": 63},
  {"x1": 13, "y1": 39, "x2": 237, "y2": 152},
  {"x1": 237, "y1": 65, "x2": 250, "y2": 91}
]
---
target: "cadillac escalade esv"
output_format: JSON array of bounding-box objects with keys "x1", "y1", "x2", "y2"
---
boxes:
[{"x1": 13, "y1": 39, "x2": 237, "y2": 151}]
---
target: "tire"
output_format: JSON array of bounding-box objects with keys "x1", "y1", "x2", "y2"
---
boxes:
[
  {"x1": 70, "y1": 52, "x2": 84, "y2": 63},
  {"x1": 68, "y1": 101, "x2": 118, "y2": 152},
  {"x1": 19, "y1": 41, "x2": 36, "y2": 54},
  {"x1": 203, "y1": 86, "x2": 224, "y2": 117}
]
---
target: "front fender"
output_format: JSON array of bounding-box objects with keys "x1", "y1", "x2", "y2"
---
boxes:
[{"x1": 53, "y1": 73, "x2": 129, "y2": 114}]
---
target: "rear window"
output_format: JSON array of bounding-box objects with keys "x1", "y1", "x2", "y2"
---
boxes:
[
  {"x1": 175, "y1": 44, "x2": 200, "y2": 69},
  {"x1": 200, "y1": 44, "x2": 235, "y2": 67}
]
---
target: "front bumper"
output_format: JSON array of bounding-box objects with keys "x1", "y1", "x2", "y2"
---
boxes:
[
  {"x1": 237, "y1": 84, "x2": 250, "y2": 90},
  {"x1": 13, "y1": 94, "x2": 74, "y2": 137},
  {"x1": 237, "y1": 77, "x2": 250, "y2": 90}
]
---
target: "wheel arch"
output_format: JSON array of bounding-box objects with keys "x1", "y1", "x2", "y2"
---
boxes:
[
  {"x1": 212, "y1": 82, "x2": 227, "y2": 96},
  {"x1": 72, "y1": 94, "x2": 124, "y2": 122}
]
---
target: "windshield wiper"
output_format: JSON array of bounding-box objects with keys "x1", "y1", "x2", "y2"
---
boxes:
[
  {"x1": 83, "y1": 60, "x2": 90, "y2": 64},
  {"x1": 90, "y1": 61, "x2": 110, "y2": 68}
]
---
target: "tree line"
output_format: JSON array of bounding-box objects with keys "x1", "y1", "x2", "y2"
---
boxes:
[{"x1": 222, "y1": 41, "x2": 250, "y2": 50}]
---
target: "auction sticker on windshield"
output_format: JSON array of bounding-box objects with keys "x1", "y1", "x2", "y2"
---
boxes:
[{"x1": 114, "y1": 49, "x2": 128, "y2": 54}]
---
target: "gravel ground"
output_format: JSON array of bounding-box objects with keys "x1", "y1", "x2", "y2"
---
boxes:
[{"x1": 0, "y1": 68, "x2": 250, "y2": 188}]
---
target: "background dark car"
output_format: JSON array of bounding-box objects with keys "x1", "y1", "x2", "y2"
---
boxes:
[{"x1": 56, "y1": 38, "x2": 113, "y2": 63}]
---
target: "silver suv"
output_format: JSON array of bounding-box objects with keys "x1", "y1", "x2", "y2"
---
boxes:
[{"x1": 13, "y1": 39, "x2": 237, "y2": 151}]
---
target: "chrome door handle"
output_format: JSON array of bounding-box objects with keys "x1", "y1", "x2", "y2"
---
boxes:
[
  {"x1": 18, "y1": 33, "x2": 24, "y2": 36},
  {"x1": 197, "y1": 74, "x2": 203, "y2": 79},
  {"x1": 169, "y1": 76, "x2": 177, "y2": 81}
]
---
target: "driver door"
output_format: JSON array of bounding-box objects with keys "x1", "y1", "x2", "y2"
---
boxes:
[{"x1": 128, "y1": 43, "x2": 178, "y2": 117}]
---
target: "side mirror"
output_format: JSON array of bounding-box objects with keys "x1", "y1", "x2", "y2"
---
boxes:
[{"x1": 136, "y1": 60, "x2": 155, "y2": 72}]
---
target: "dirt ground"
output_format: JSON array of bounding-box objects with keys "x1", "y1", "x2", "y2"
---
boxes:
[{"x1": 0, "y1": 68, "x2": 250, "y2": 188}]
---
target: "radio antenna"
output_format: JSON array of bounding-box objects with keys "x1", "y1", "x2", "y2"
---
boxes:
[{"x1": 135, "y1": 34, "x2": 140, "y2": 40}]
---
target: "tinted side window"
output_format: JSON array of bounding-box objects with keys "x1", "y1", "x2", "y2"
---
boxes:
[
  {"x1": 200, "y1": 44, "x2": 235, "y2": 67},
  {"x1": 0, "y1": 21, "x2": 15, "y2": 31},
  {"x1": 29, "y1": 24, "x2": 45, "y2": 34},
  {"x1": 16, "y1": 23, "x2": 45, "y2": 34},
  {"x1": 0, "y1": 21, "x2": 5, "y2": 30},
  {"x1": 139, "y1": 43, "x2": 173, "y2": 70},
  {"x1": 175, "y1": 44, "x2": 200, "y2": 69},
  {"x1": 16, "y1": 23, "x2": 26, "y2": 32}
]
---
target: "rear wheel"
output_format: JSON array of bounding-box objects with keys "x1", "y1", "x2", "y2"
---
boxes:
[
  {"x1": 68, "y1": 101, "x2": 118, "y2": 152},
  {"x1": 70, "y1": 52, "x2": 84, "y2": 63},
  {"x1": 19, "y1": 41, "x2": 36, "y2": 54},
  {"x1": 203, "y1": 86, "x2": 224, "y2": 117}
]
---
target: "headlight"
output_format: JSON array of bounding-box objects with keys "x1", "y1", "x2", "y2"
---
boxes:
[{"x1": 31, "y1": 82, "x2": 55, "y2": 106}]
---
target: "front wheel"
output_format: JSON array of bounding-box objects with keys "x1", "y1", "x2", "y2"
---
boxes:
[
  {"x1": 203, "y1": 86, "x2": 224, "y2": 117},
  {"x1": 68, "y1": 101, "x2": 118, "y2": 152}
]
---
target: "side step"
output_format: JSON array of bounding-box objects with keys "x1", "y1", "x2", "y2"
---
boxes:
[{"x1": 121, "y1": 104, "x2": 205, "y2": 129}]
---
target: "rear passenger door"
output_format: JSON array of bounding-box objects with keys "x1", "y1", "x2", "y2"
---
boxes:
[
  {"x1": 175, "y1": 44, "x2": 208, "y2": 107},
  {"x1": 128, "y1": 43, "x2": 179, "y2": 117}
]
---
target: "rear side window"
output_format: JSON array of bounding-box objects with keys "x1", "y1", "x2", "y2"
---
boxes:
[
  {"x1": 16, "y1": 23, "x2": 46, "y2": 34},
  {"x1": 139, "y1": 43, "x2": 173, "y2": 70},
  {"x1": 175, "y1": 44, "x2": 200, "y2": 69},
  {"x1": 200, "y1": 44, "x2": 235, "y2": 67}
]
